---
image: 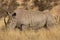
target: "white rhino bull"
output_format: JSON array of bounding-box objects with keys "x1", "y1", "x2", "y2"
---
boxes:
[{"x1": 5, "y1": 9, "x2": 56, "y2": 30}]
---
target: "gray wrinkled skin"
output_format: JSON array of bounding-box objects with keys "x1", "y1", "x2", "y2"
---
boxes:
[{"x1": 6, "y1": 9, "x2": 56, "y2": 30}]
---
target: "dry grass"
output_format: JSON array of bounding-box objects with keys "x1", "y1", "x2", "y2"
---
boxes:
[
  {"x1": 0, "y1": 17, "x2": 60, "y2": 40},
  {"x1": 0, "y1": 24, "x2": 60, "y2": 40}
]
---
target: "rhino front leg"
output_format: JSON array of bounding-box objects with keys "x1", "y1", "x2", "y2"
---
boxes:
[
  {"x1": 16, "y1": 24, "x2": 30, "y2": 31},
  {"x1": 22, "y1": 24, "x2": 30, "y2": 31}
]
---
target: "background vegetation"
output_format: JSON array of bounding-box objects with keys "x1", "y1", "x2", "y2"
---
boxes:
[{"x1": 0, "y1": 0, "x2": 60, "y2": 17}]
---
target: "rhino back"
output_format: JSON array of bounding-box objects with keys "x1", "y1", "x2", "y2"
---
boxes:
[{"x1": 14, "y1": 9, "x2": 47, "y2": 27}]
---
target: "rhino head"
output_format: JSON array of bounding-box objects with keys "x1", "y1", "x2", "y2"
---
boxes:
[{"x1": 5, "y1": 11, "x2": 17, "y2": 29}]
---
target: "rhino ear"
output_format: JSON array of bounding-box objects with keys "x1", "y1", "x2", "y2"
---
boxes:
[
  {"x1": 6, "y1": 11, "x2": 11, "y2": 15},
  {"x1": 12, "y1": 13, "x2": 16, "y2": 16},
  {"x1": 6, "y1": 11, "x2": 8, "y2": 15}
]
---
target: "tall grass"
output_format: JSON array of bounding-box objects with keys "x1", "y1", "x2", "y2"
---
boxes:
[{"x1": 0, "y1": 24, "x2": 60, "y2": 40}]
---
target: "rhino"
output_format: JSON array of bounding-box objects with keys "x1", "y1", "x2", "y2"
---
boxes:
[{"x1": 5, "y1": 9, "x2": 56, "y2": 30}]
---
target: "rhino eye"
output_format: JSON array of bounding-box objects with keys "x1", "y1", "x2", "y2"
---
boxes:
[{"x1": 12, "y1": 13, "x2": 16, "y2": 16}]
